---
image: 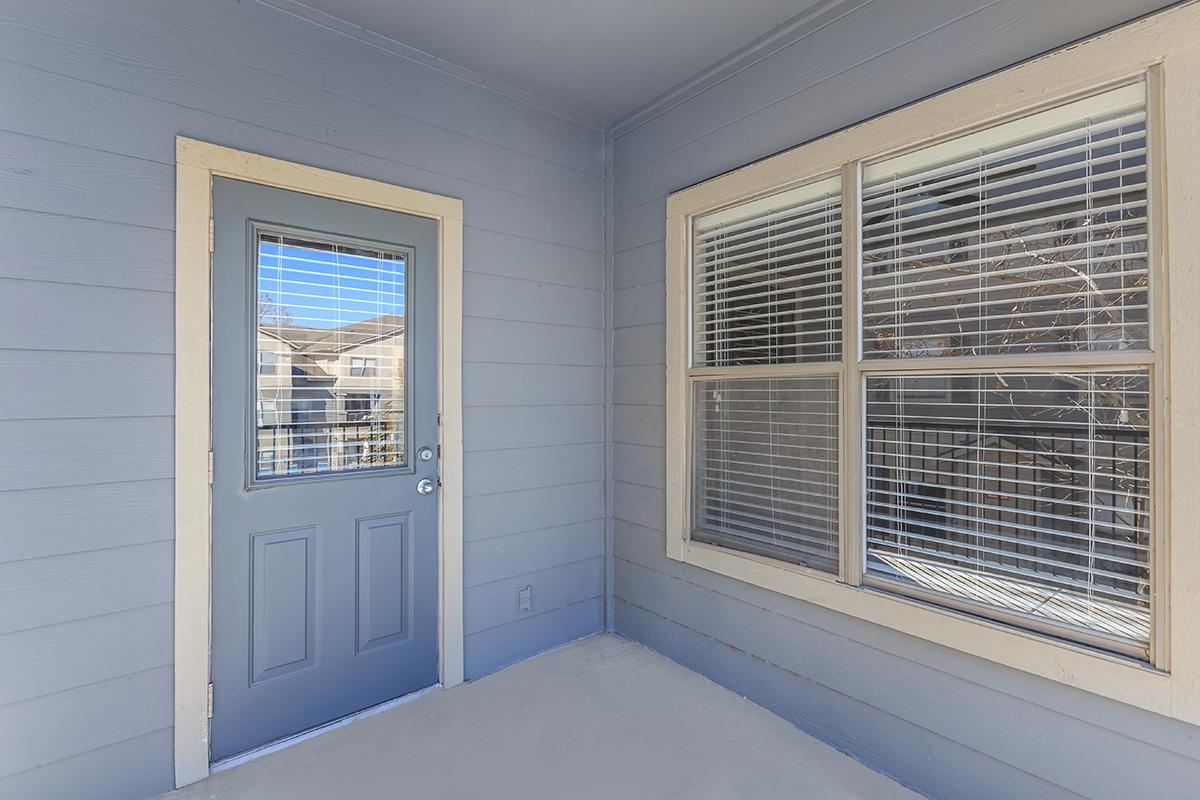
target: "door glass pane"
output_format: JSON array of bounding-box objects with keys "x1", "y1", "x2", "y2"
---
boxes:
[{"x1": 255, "y1": 230, "x2": 407, "y2": 479}]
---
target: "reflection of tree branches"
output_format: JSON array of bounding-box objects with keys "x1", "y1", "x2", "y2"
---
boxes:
[
  {"x1": 257, "y1": 292, "x2": 294, "y2": 327},
  {"x1": 864, "y1": 208, "x2": 1147, "y2": 355},
  {"x1": 972, "y1": 375, "x2": 1148, "y2": 513}
]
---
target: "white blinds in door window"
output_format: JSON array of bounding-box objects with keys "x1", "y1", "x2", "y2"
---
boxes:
[
  {"x1": 861, "y1": 83, "x2": 1149, "y2": 360},
  {"x1": 859, "y1": 81, "x2": 1154, "y2": 653},
  {"x1": 255, "y1": 231, "x2": 408, "y2": 480},
  {"x1": 693, "y1": 177, "x2": 842, "y2": 367},
  {"x1": 689, "y1": 177, "x2": 843, "y2": 574}
]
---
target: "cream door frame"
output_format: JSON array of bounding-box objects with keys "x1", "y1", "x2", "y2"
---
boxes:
[
  {"x1": 173, "y1": 137, "x2": 465, "y2": 787},
  {"x1": 665, "y1": 1, "x2": 1200, "y2": 725}
]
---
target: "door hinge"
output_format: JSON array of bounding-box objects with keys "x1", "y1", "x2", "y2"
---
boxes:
[
  {"x1": 207, "y1": 683, "x2": 214, "y2": 719},
  {"x1": 207, "y1": 451, "x2": 214, "y2": 486},
  {"x1": 208, "y1": 218, "x2": 215, "y2": 253},
  {"x1": 436, "y1": 412, "x2": 442, "y2": 426}
]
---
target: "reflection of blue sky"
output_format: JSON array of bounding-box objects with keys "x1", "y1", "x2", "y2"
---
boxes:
[{"x1": 258, "y1": 240, "x2": 405, "y2": 329}]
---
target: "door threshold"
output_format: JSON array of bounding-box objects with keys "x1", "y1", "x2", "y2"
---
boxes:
[{"x1": 210, "y1": 683, "x2": 442, "y2": 774}]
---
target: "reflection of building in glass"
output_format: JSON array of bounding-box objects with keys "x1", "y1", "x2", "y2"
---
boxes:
[{"x1": 256, "y1": 313, "x2": 405, "y2": 478}]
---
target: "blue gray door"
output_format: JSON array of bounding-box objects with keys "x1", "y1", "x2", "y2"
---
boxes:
[{"x1": 210, "y1": 177, "x2": 439, "y2": 761}]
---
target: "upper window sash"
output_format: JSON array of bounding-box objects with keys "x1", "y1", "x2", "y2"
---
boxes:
[
  {"x1": 690, "y1": 175, "x2": 844, "y2": 370},
  {"x1": 858, "y1": 81, "x2": 1150, "y2": 362}
]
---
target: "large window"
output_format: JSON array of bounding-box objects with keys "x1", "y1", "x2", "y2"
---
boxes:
[{"x1": 664, "y1": 40, "x2": 1191, "y2": 704}]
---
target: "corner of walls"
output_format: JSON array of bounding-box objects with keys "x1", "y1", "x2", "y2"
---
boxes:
[{"x1": 603, "y1": 127, "x2": 617, "y2": 631}]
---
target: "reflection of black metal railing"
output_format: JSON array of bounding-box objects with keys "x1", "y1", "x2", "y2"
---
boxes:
[
  {"x1": 865, "y1": 418, "x2": 1149, "y2": 604},
  {"x1": 256, "y1": 418, "x2": 404, "y2": 476}
]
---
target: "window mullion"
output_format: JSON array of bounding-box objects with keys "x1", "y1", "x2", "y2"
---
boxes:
[
  {"x1": 1146, "y1": 62, "x2": 1169, "y2": 670},
  {"x1": 841, "y1": 160, "x2": 865, "y2": 586}
]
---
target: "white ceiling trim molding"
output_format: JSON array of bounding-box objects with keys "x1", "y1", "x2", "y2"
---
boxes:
[
  {"x1": 255, "y1": 0, "x2": 607, "y2": 135},
  {"x1": 610, "y1": 0, "x2": 866, "y2": 139}
]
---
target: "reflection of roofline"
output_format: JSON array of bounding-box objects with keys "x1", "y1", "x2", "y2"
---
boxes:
[
  {"x1": 332, "y1": 324, "x2": 405, "y2": 353},
  {"x1": 258, "y1": 313, "x2": 405, "y2": 353},
  {"x1": 257, "y1": 327, "x2": 294, "y2": 348}
]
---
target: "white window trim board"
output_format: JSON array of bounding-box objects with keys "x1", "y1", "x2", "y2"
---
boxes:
[
  {"x1": 665, "y1": 1, "x2": 1200, "y2": 726},
  {"x1": 174, "y1": 137, "x2": 464, "y2": 788}
]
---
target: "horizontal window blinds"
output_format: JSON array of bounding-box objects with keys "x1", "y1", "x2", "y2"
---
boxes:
[
  {"x1": 680, "y1": 78, "x2": 1158, "y2": 656},
  {"x1": 692, "y1": 378, "x2": 840, "y2": 573},
  {"x1": 255, "y1": 231, "x2": 407, "y2": 480},
  {"x1": 861, "y1": 82, "x2": 1148, "y2": 359},
  {"x1": 858, "y1": 81, "x2": 1156, "y2": 653},
  {"x1": 692, "y1": 177, "x2": 843, "y2": 367},
  {"x1": 864, "y1": 371, "x2": 1150, "y2": 645}
]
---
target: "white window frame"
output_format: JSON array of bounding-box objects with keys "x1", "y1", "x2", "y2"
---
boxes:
[
  {"x1": 350, "y1": 355, "x2": 377, "y2": 377},
  {"x1": 664, "y1": 3, "x2": 1200, "y2": 725},
  {"x1": 257, "y1": 349, "x2": 278, "y2": 375}
]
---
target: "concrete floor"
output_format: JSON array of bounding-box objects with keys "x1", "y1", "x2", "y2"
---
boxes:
[{"x1": 162, "y1": 634, "x2": 921, "y2": 799}]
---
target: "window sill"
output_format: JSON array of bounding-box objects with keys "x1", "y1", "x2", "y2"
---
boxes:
[{"x1": 672, "y1": 538, "x2": 1175, "y2": 720}]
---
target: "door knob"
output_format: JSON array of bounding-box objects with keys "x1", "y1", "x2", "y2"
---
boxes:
[{"x1": 416, "y1": 478, "x2": 436, "y2": 495}]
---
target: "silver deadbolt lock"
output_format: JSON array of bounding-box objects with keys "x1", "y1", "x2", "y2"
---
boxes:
[
  {"x1": 417, "y1": 446, "x2": 435, "y2": 462},
  {"x1": 416, "y1": 478, "x2": 435, "y2": 495}
]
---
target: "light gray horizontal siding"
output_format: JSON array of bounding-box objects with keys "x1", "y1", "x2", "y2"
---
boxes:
[
  {"x1": 612, "y1": 239, "x2": 665, "y2": 291},
  {"x1": 465, "y1": 557, "x2": 604, "y2": 634},
  {"x1": 464, "y1": 273, "x2": 604, "y2": 328},
  {"x1": 0, "y1": 126, "x2": 598, "y2": 251},
  {"x1": 612, "y1": 324, "x2": 665, "y2": 367},
  {"x1": 464, "y1": 520, "x2": 605, "y2": 587},
  {"x1": 612, "y1": 404, "x2": 665, "y2": 447},
  {"x1": 607, "y1": 1, "x2": 1200, "y2": 798},
  {"x1": 0, "y1": 351, "x2": 172, "y2": 420},
  {"x1": 464, "y1": 364, "x2": 604, "y2": 406},
  {"x1": 0, "y1": 480, "x2": 173, "y2": 563},
  {"x1": 612, "y1": 282, "x2": 665, "y2": 329},
  {"x1": 0, "y1": 664, "x2": 173, "y2": 779},
  {"x1": 0, "y1": 542, "x2": 174, "y2": 636},
  {"x1": 463, "y1": 228, "x2": 604, "y2": 291},
  {"x1": 0, "y1": 208, "x2": 174, "y2": 291},
  {"x1": 0, "y1": 728, "x2": 173, "y2": 800},
  {"x1": 464, "y1": 444, "x2": 605, "y2": 497},
  {"x1": 0, "y1": 0, "x2": 604, "y2": 794},
  {"x1": 612, "y1": 199, "x2": 666, "y2": 254},
  {"x1": 612, "y1": 444, "x2": 665, "y2": 491},
  {"x1": 464, "y1": 596, "x2": 604, "y2": 678},
  {"x1": 0, "y1": 278, "x2": 172, "y2": 354},
  {"x1": 464, "y1": 481, "x2": 606, "y2": 543},
  {"x1": 464, "y1": 406, "x2": 604, "y2": 451},
  {"x1": 0, "y1": 604, "x2": 173, "y2": 707},
  {"x1": 464, "y1": 318, "x2": 604, "y2": 367},
  {"x1": 0, "y1": 418, "x2": 173, "y2": 492},
  {"x1": 610, "y1": 365, "x2": 664, "y2": 406}
]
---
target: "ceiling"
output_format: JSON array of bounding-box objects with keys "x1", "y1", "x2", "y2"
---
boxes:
[{"x1": 299, "y1": 0, "x2": 827, "y2": 122}]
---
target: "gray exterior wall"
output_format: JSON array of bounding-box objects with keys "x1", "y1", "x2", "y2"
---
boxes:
[
  {"x1": 0, "y1": 1, "x2": 605, "y2": 797},
  {"x1": 608, "y1": 1, "x2": 1200, "y2": 798}
]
